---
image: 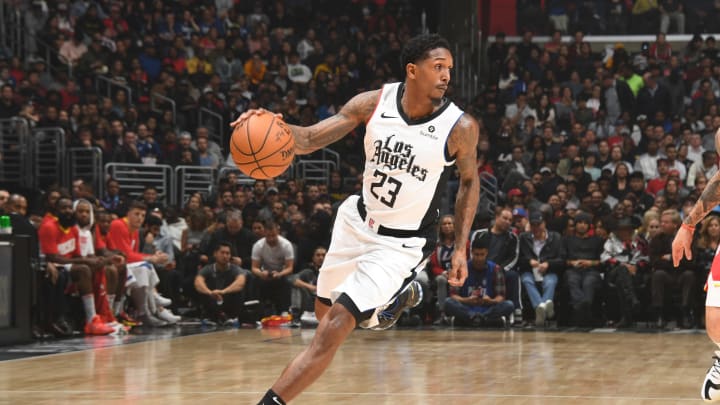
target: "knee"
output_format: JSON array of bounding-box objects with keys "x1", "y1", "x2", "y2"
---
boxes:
[
  {"x1": 313, "y1": 306, "x2": 355, "y2": 348},
  {"x1": 71, "y1": 264, "x2": 91, "y2": 280}
]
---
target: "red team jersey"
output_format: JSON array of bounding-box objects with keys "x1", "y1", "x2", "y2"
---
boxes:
[
  {"x1": 38, "y1": 219, "x2": 81, "y2": 259},
  {"x1": 94, "y1": 224, "x2": 107, "y2": 251}
]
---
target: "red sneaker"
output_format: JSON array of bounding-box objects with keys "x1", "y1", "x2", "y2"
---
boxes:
[
  {"x1": 84, "y1": 315, "x2": 114, "y2": 335},
  {"x1": 117, "y1": 311, "x2": 139, "y2": 327}
]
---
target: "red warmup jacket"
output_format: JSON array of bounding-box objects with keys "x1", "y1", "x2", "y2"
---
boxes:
[{"x1": 106, "y1": 218, "x2": 145, "y2": 263}]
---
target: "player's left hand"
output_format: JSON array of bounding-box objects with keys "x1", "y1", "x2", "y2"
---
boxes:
[
  {"x1": 447, "y1": 251, "x2": 468, "y2": 287},
  {"x1": 672, "y1": 225, "x2": 694, "y2": 267}
]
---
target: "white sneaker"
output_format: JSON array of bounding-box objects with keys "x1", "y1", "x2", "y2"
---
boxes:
[
  {"x1": 156, "y1": 308, "x2": 181, "y2": 324},
  {"x1": 300, "y1": 311, "x2": 319, "y2": 326},
  {"x1": 545, "y1": 300, "x2": 554, "y2": 319},
  {"x1": 702, "y1": 352, "x2": 720, "y2": 402},
  {"x1": 154, "y1": 292, "x2": 172, "y2": 307},
  {"x1": 535, "y1": 302, "x2": 546, "y2": 326}
]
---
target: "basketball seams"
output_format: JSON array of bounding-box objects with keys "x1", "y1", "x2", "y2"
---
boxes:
[
  {"x1": 231, "y1": 139, "x2": 294, "y2": 165},
  {"x1": 252, "y1": 115, "x2": 276, "y2": 157},
  {"x1": 231, "y1": 112, "x2": 295, "y2": 179},
  {"x1": 249, "y1": 129, "x2": 295, "y2": 161}
]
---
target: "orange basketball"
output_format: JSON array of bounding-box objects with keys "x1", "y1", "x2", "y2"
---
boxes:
[{"x1": 230, "y1": 111, "x2": 295, "y2": 179}]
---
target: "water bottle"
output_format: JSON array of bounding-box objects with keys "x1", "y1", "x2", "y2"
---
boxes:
[{"x1": 0, "y1": 216, "x2": 11, "y2": 234}]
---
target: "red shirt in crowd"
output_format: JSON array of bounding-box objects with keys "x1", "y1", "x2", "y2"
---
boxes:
[
  {"x1": 106, "y1": 218, "x2": 144, "y2": 262},
  {"x1": 646, "y1": 178, "x2": 667, "y2": 196},
  {"x1": 38, "y1": 218, "x2": 81, "y2": 259}
]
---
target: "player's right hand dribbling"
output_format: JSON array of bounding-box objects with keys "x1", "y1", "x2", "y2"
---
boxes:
[{"x1": 229, "y1": 108, "x2": 283, "y2": 128}]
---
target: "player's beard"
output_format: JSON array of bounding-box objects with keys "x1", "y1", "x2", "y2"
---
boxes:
[{"x1": 58, "y1": 214, "x2": 77, "y2": 228}]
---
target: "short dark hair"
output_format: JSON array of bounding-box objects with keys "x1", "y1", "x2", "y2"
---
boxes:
[
  {"x1": 471, "y1": 232, "x2": 490, "y2": 250},
  {"x1": 401, "y1": 33, "x2": 451, "y2": 70},
  {"x1": 264, "y1": 219, "x2": 279, "y2": 231},
  {"x1": 215, "y1": 241, "x2": 232, "y2": 252},
  {"x1": 145, "y1": 215, "x2": 162, "y2": 227}
]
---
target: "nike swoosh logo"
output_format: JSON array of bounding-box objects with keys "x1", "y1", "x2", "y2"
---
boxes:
[
  {"x1": 272, "y1": 396, "x2": 283, "y2": 405},
  {"x1": 381, "y1": 112, "x2": 398, "y2": 119},
  {"x1": 402, "y1": 243, "x2": 419, "y2": 249},
  {"x1": 705, "y1": 378, "x2": 720, "y2": 400}
]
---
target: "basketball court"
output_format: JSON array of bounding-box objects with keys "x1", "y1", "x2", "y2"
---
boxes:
[{"x1": 0, "y1": 327, "x2": 710, "y2": 404}]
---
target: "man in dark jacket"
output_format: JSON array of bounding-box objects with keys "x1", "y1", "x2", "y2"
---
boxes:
[
  {"x1": 603, "y1": 72, "x2": 635, "y2": 122},
  {"x1": 519, "y1": 212, "x2": 566, "y2": 326},
  {"x1": 601, "y1": 216, "x2": 650, "y2": 328},
  {"x1": 650, "y1": 209, "x2": 696, "y2": 328},
  {"x1": 200, "y1": 209, "x2": 258, "y2": 269},
  {"x1": 635, "y1": 75, "x2": 672, "y2": 120},
  {"x1": 563, "y1": 212, "x2": 605, "y2": 326},
  {"x1": 471, "y1": 207, "x2": 521, "y2": 322}
]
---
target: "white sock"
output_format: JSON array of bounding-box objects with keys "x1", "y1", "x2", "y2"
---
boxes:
[
  {"x1": 114, "y1": 295, "x2": 126, "y2": 315},
  {"x1": 148, "y1": 289, "x2": 158, "y2": 314},
  {"x1": 107, "y1": 294, "x2": 115, "y2": 312},
  {"x1": 82, "y1": 294, "x2": 96, "y2": 323}
]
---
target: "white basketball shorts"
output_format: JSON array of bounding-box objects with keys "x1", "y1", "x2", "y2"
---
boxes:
[
  {"x1": 707, "y1": 245, "x2": 720, "y2": 307},
  {"x1": 317, "y1": 195, "x2": 428, "y2": 327}
]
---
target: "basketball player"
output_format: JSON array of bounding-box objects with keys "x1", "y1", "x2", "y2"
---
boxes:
[
  {"x1": 106, "y1": 201, "x2": 171, "y2": 327},
  {"x1": 232, "y1": 34, "x2": 479, "y2": 404},
  {"x1": 38, "y1": 197, "x2": 114, "y2": 335},
  {"x1": 672, "y1": 128, "x2": 720, "y2": 402}
]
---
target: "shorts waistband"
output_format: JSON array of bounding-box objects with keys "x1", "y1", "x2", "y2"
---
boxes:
[{"x1": 356, "y1": 197, "x2": 430, "y2": 239}]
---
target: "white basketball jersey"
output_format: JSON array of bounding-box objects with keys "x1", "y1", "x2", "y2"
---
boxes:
[{"x1": 362, "y1": 82, "x2": 464, "y2": 231}]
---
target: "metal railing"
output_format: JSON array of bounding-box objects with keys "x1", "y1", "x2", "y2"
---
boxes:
[
  {"x1": 105, "y1": 163, "x2": 174, "y2": 206},
  {"x1": 0, "y1": 2, "x2": 25, "y2": 64},
  {"x1": 198, "y1": 108, "x2": 225, "y2": 152},
  {"x1": 151, "y1": 92, "x2": 176, "y2": 126},
  {"x1": 217, "y1": 167, "x2": 260, "y2": 187},
  {"x1": 0, "y1": 118, "x2": 31, "y2": 188},
  {"x1": 479, "y1": 172, "x2": 498, "y2": 218},
  {"x1": 30, "y1": 127, "x2": 65, "y2": 190},
  {"x1": 66, "y1": 147, "x2": 104, "y2": 197},
  {"x1": 295, "y1": 160, "x2": 336, "y2": 185},
  {"x1": 298, "y1": 148, "x2": 340, "y2": 171},
  {"x1": 96, "y1": 76, "x2": 133, "y2": 105},
  {"x1": 174, "y1": 165, "x2": 215, "y2": 204}
]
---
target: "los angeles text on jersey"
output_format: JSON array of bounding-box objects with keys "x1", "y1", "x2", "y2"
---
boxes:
[{"x1": 370, "y1": 134, "x2": 429, "y2": 181}]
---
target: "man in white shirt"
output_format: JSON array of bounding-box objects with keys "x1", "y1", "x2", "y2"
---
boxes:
[
  {"x1": 505, "y1": 93, "x2": 537, "y2": 130},
  {"x1": 251, "y1": 220, "x2": 295, "y2": 314},
  {"x1": 635, "y1": 138, "x2": 662, "y2": 180},
  {"x1": 287, "y1": 52, "x2": 312, "y2": 84},
  {"x1": 687, "y1": 133, "x2": 706, "y2": 164},
  {"x1": 687, "y1": 151, "x2": 718, "y2": 188}
]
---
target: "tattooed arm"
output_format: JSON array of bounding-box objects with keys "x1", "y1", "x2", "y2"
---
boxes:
[
  {"x1": 683, "y1": 128, "x2": 720, "y2": 226},
  {"x1": 672, "y1": 128, "x2": 720, "y2": 266},
  {"x1": 446, "y1": 114, "x2": 480, "y2": 287},
  {"x1": 289, "y1": 90, "x2": 380, "y2": 155}
]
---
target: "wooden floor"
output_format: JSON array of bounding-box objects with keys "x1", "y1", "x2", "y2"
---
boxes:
[{"x1": 0, "y1": 328, "x2": 713, "y2": 404}]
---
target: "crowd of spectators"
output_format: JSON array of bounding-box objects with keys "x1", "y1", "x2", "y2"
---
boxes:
[{"x1": 2, "y1": 0, "x2": 720, "y2": 336}]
